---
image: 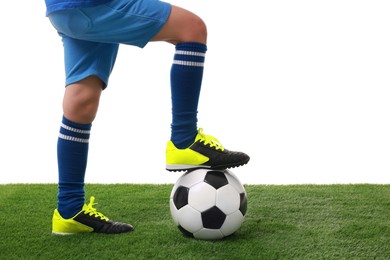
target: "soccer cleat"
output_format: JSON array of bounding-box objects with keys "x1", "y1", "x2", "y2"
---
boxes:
[
  {"x1": 166, "y1": 128, "x2": 250, "y2": 171},
  {"x1": 52, "y1": 196, "x2": 134, "y2": 235}
]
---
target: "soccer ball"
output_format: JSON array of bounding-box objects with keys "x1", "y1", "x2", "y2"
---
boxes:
[{"x1": 169, "y1": 169, "x2": 247, "y2": 240}]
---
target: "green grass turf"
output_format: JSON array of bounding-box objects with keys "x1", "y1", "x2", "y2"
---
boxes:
[{"x1": 1, "y1": 184, "x2": 390, "y2": 259}]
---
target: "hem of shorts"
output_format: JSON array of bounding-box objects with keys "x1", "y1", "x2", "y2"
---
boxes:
[
  {"x1": 136, "y1": 3, "x2": 172, "y2": 48},
  {"x1": 65, "y1": 72, "x2": 109, "y2": 89}
]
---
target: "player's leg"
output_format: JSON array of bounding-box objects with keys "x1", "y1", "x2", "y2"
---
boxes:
[
  {"x1": 55, "y1": 71, "x2": 133, "y2": 234},
  {"x1": 150, "y1": 6, "x2": 207, "y2": 150},
  {"x1": 150, "y1": 6, "x2": 250, "y2": 171},
  {"x1": 48, "y1": 32, "x2": 133, "y2": 234},
  {"x1": 57, "y1": 77, "x2": 100, "y2": 223}
]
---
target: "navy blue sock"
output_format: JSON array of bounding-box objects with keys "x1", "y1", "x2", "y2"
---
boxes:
[
  {"x1": 170, "y1": 42, "x2": 207, "y2": 149},
  {"x1": 57, "y1": 116, "x2": 91, "y2": 219}
]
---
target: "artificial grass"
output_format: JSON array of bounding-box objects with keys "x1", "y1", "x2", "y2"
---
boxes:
[{"x1": 1, "y1": 184, "x2": 390, "y2": 259}]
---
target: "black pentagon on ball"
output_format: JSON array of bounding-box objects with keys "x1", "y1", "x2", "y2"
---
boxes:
[
  {"x1": 239, "y1": 193, "x2": 247, "y2": 215},
  {"x1": 173, "y1": 186, "x2": 189, "y2": 210},
  {"x1": 204, "y1": 170, "x2": 229, "y2": 189},
  {"x1": 201, "y1": 206, "x2": 227, "y2": 229}
]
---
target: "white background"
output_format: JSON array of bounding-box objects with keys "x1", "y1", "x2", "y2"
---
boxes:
[{"x1": 0, "y1": 1, "x2": 389, "y2": 185}]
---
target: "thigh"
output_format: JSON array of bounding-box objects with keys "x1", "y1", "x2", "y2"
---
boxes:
[{"x1": 61, "y1": 36, "x2": 119, "y2": 88}]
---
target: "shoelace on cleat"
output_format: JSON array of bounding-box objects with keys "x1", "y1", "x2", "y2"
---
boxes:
[
  {"x1": 84, "y1": 196, "x2": 109, "y2": 221},
  {"x1": 197, "y1": 128, "x2": 225, "y2": 151}
]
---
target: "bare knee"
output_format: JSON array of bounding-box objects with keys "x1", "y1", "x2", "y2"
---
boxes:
[
  {"x1": 185, "y1": 16, "x2": 207, "y2": 44},
  {"x1": 63, "y1": 76, "x2": 103, "y2": 124},
  {"x1": 152, "y1": 5, "x2": 208, "y2": 45}
]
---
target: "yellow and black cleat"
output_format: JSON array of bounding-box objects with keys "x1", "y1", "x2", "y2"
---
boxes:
[
  {"x1": 166, "y1": 128, "x2": 250, "y2": 172},
  {"x1": 52, "y1": 196, "x2": 134, "y2": 235}
]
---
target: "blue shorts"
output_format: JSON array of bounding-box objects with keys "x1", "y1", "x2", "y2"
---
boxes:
[{"x1": 48, "y1": 0, "x2": 171, "y2": 88}]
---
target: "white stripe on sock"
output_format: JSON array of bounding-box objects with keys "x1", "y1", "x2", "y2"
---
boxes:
[
  {"x1": 61, "y1": 123, "x2": 91, "y2": 134},
  {"x1": 175, "y1": 50, "x2": 206, "y2": 57},
  {"x1": 173, "y1": 60, "x2": 204, "y2": 67},
  {"x1": 59, "y1": 133, "x2": 89, "y2": 143}
]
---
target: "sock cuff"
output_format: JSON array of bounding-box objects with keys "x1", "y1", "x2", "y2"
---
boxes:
[
  {"x1": 62, "y1": 116, "x2": 92, "y2": 130},
  {"x1": 59, "y1": 116, "x2": 91, "y2": 143},
  {"x1": 173, "y1": 43, "x2": 207, "y2": 68},
  {"x1": 175, "y1": 42, "x2": 207, "y2": 53}
]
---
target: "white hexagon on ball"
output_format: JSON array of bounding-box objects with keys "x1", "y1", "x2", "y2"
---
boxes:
[
  {"x1": 176, "y1": 205, "x2": 203, "y2": 233},
  {"x1": 188, "y1": 182, "x2": 216, "y2": 212},
  {"x1": 220, "y1": 211, "x2": 245, "y2": 237},
  {"x1": 216, "y1": 185, "x2": 240, "y2": 215}
]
